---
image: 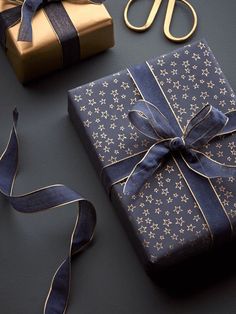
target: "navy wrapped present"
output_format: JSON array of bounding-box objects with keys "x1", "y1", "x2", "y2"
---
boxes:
[{"x1": 68, "y1": 41, "x2": 236, "y2": 273}]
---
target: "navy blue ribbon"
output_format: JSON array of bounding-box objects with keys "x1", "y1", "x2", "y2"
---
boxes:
[
  {"x1": 0, "y1": 109, "x2": 96, "y2": 314},
  {"x1": 18, "y1": 0, "x2": 105, "y2": 42},
  {"x1": 102, "y1": 63, "x2": 236, "y2": 245},
  {"x1": 124, "y1": 101, "x2": 236, "y2": 195}
]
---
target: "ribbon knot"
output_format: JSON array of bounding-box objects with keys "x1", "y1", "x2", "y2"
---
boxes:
[
  {"x1": 169, "y1": 137, "x2": 185, "y2": 152},
  {"x1": 123, "y1": 100, "x2": 236, "y2": 195},
  {"x1": 7, "y1": 0, "x2": 105, "y2": 42}
]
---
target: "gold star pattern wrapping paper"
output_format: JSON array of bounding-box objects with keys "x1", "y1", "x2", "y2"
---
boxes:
[{"x1": 68, "y1": 41, "x2": 236, "y2": 272}]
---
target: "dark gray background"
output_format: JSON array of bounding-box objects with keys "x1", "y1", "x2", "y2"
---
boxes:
[{"x1": 0, "y1": 0, "x2": 236, "y2": 313}]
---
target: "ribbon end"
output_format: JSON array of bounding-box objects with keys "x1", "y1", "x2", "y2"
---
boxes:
[
  {"x1": 17, "y1": 16, "x2": 33, "y2": 42},
  {"x1": 122, "y1": 186, "x2": 130, "y2": 196},
  {"x1": 17, "y1": 32, "x2": 32, "y2": 42},
  {"x1": 123, "y1": 179, "x2": 140, "y2": 196},
  {"x1": 13, "y1": 108, "x2": 19, "y2": 125}
]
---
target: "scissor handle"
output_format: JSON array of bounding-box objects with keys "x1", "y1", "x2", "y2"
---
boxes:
[
  {"x1": 124, "y1": 0, "x2": 198, "y2": 42},
  {"x1": 164, "y1": 0, "x2": 198, "y2": 42},
  {"x1": 124, "y1": 0, "x2": 162, "y2": 32}
]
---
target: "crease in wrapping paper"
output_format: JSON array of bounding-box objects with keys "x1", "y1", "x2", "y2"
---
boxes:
[{"x1": 0, "y1": 1, "x2": 114, "y2": 82}]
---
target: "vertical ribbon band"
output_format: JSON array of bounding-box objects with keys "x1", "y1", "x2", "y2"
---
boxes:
[
  {"x1": 101, "y1": 63, "x2": 236, "y2": 247},
  {"x1": 0, "y1": 109, "x2": 96, "y2": 314},
  {"x1": 127, "y1": 63, "x2": 233, "y2": 246},
  {"x1": 43, "y1": 2, "x2": 81, "y2": 67}
]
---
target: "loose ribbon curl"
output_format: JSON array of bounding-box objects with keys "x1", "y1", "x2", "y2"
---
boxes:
[
  {"x1": 0, "y1": 109, "x2": 96, "y2": 314},
  {"x1": 124, "y1": 101, "x2": 236, "y2": 195}
]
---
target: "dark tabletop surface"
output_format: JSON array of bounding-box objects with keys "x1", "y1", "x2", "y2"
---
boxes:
[{"x1": 0, "y1": 0, "x2": 236, "y2": 313}]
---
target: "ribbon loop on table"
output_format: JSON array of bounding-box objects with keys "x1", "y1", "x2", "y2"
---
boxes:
[
  {"x1": 0, "y1": 109, "x2": 96, "y2": 314},
  {"x1": 124, "y1": 101, "x2": 236, "y2": 195}
]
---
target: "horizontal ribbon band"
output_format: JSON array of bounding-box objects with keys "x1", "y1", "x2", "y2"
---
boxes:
[
  {"x1": 0, "y1": 109, "x2": 96, "y2": 314},
  {"x1": 101, "y1": 63, "x2": 236, "y2": 246},
  {"x1": 0, "y1": 0, "x2": 105, "y2": 66}
]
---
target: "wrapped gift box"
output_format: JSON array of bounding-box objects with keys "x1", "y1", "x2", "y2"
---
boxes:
[
  {"x1": 68, "y1": 41, "x2": 236, "y2": 273},
  {"x1": 0, "y1": 1, "x2": 114, "y2": 83}
]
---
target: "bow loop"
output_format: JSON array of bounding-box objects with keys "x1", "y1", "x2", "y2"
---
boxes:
[
  {"x1": 219, "y1": 110, "x2": 236, "y2": 136},
  {"x1": 128, "y1": 100, "x2": 176, "y2": 140},
  {"x1": 184, "y1": 105, "x2": 228, "y2": 149}
]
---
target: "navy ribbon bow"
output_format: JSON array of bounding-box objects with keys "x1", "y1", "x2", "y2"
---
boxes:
[
  {"x1": 124, "y1": 101, "x2": 236, "y2": 195},
  {"x1": 0, "y1": 0, "x2": 104, "y2": 46},
  {"x1": 17, "y1": 0, "x2": 105, "y2": 42},
  {"x1": 0, "y1": 110, "x2": 96, "y2": 314}
]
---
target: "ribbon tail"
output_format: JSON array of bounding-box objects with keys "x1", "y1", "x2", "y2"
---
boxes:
[
  {"x1": 0, "y1": 110, "x2": 96, "y2": 314},
  {"x1": 101, "y1": 151, "x2": 147, "y2": 195},
  {"x1": 123, "y1": 141, "x2": 170, "y2": 195},
  {"x1": 18, "y1": 0, "x2": 43, "y2": 41},
  {"x1": 44, "y1": 200, "x2": 96, "y2": 314},
  {"x1": 219, "y1": 110, "x2": 236, "y2": 136},
  {"x1": 0, "y1": 108, "x2": 18, "y2": 195},
  {"x1": 183, "y1": 149, "x2": 236, "y2": 178}
]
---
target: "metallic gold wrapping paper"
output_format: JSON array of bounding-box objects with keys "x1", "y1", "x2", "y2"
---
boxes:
[{"x1": 0, "y1": 1, "x2": 114, "y2": 83}]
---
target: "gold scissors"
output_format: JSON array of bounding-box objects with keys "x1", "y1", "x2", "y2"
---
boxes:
[{"x1": 124, "y1": 0, "x2": 198, "y2": 42}]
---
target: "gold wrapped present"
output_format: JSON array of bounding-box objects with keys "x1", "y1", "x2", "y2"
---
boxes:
[{"x1": 0, "y1": 0, "x2": 114, "y2": 83}]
